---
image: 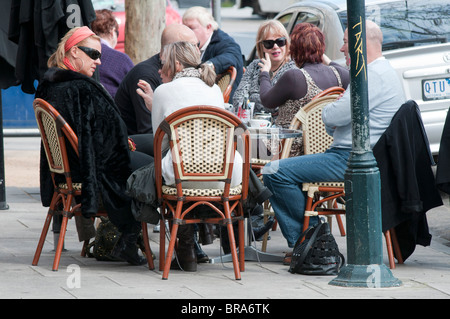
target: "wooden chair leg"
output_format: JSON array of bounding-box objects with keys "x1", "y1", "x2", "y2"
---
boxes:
[
  {"x1": 226, "y1": 222, "x2": 241, "y2": 279},
  {"x1": 162, "y1": 222, "x2": 179, "y2": 280},
  {"x1": 141, "y1": 222, "x2": 155, "y2": 270},
  {"x1": 238, "y1": 212, "x2": 245, "y2": 272},
  {"x1": 224, "y1": 202, "x2": 241, "y2": 280},
  {"x1": 33, "y1": 193, "x2": 60, "y2": 267},
  {"x1": 32, "y1": 212, "x2": 53, "y2": 266},
  {"x1": 384, "y1": 230, "x2": 396, "y2": 269},
  {"x1": 271, "y1": 219, "x2": 277, "y2": 231},
  {"x1": 261, "y1": 216, "x2": 269, "y2": 252},
  {"x1": 261, "y1": 201, "x2": 270, "y2": 252},
  {"x1": 52, "y1": 214, "x2": 69, "y2": 271},
  {"x1": 159, "y1": 218, "x2": 166, "y2": 271},
  {"x1": 390, "y1": 227, "x2": 404, "y2": 264}
]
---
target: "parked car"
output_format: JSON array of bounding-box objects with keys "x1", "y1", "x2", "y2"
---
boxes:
[
  {"x1": 92, "y1": 0, "x2": 181, "y2": 53},
  {"x1": 238, "y1": 0, "x2": 296, "y2": 17},
  {"x1": 249, "y1": 0, "x2": 450, "y2": 155},
  {"x1": 177, "y1": 0, "x2": 210, "y2": 8}
]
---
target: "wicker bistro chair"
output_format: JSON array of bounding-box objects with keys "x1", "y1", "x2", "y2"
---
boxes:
[
  {"x1": 154, "y1": 105, "x2": 251, "y2": 280},
  {"x1": 31, "y1": 98, "x2": 155, "y2": 271},
  {"x1": 311, "y1": 86, "x2": 345, "y2": 100},
  {"x1": 253, "y1": 95, "x2": 345, "y2": 251},
  {"x1": 215, "y1": 66, "x2": 237, "y2": 103},
  {"x1": 268, "y1": 94, "x2": 345, "y2": 236},
  {"x1": 295, "y1": 95, "x2": 402, "y2": 269}
]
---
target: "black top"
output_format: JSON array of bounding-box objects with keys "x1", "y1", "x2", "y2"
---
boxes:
[
  {"x1": 36, "y1": 68, "x2": 137, "y2": 232},
  {"x1": 202, "y1": 29, "x2": 244, "y2": 100},
  {"x1": 374, "y1": 100, "x2": 442, "y2": 260},
  {"x1": 115, "y1": 53, "x2": 162, "y2": 135},
  {"x1": 260, "y1": 62, "x2": 349, "y2": 109}
]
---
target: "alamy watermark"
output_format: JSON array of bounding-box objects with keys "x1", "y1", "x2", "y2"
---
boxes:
[
  {"x1": 66, "y1": 4, "x2": 82, "y2": 29},
  {"x1": 366, "y1": 265, "x2": 382, "y2": 288},
  {"x1": 66, "y1": 264, "x2": 81, "y2": 289}
]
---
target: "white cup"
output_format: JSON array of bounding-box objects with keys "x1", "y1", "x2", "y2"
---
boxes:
[
  {"x1": 224, "y1": 103, "x2": 235, "y2": 114},
  {"x1": 249, "y1": 119, "x2": 271, "y2": 128}
]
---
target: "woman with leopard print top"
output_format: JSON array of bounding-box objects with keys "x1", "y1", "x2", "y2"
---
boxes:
[{"x1": 259, "y1": 23, "x2": 350, "y2": 157}]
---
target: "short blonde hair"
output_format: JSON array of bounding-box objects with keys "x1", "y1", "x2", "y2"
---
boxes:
[
  {"x1": 256, "y1": 20, "x2": 290, "y2": 61},
  {"x1": 182, "y1": 6, "x2": 219, "y2": 31},
  {"x1": 162, "y1": 41, "x2": 216, "y2": 86}
]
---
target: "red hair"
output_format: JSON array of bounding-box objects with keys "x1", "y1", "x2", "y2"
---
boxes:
[{"x1": 290, "y1": 23, "x2": 325, "y2": 67}]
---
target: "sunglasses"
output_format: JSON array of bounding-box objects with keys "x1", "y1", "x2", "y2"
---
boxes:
[
  {"x1": 77, "y1": 46, "x2": 102, "y2": 60},
  {"x1": 261, "y1": 37, "x2": 287, "y2": 49}
]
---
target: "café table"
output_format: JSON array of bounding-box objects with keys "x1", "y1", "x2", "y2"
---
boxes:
[{"x1": 209, "y1": 127, "x2": 302, "y2": 264}]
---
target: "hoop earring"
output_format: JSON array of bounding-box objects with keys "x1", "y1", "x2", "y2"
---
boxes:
[{"x1": 74, "y1": 57, "x2": 84, "y2": 73}]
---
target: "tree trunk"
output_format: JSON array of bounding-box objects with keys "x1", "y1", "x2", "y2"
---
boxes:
[{"x1": 125, "y1": 0, "x2": 165, "y2": 64}]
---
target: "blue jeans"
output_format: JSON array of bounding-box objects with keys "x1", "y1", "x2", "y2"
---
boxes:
[{"x1": 262, "y1": 148, "x2": 350, "y2": 247}]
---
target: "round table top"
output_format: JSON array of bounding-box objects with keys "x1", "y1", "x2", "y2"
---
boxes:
[{"x1": 248, "y1": 127, "x2": 302, "y2": 139}]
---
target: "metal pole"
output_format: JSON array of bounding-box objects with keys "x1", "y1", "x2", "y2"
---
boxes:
[
  {"x1": 329, "y1": 0, "x2": 400, "y2": 288},
  {"x1": 0, "y1": 90, "x2": 9, "y2": 210},
  {"x1": 212, "y1": 0, "x2": 221, "y2": 28}
]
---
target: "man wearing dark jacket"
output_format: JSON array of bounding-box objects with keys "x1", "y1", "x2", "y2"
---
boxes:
[
  {"x1": 114, "y1": 24, "x2": 198, "y2": 136},
  {"x1": 182, "y1": 6, "x2": 243, "y2": 100}
]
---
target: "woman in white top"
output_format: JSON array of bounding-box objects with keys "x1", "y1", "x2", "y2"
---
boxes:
[
  {"x1": 135, "y1": 41, "x2": 243, "y2": 271},
  {"x1": 137, "y1": 41, "x2": 242, "y2": 189}
]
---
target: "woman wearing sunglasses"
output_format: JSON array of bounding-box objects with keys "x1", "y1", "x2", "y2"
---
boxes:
[
  {"x1": 232, "y1": 20, "x2": 297, "y2": 114},
  {"x1": 259, "y1": 23, "x2": 350, "y2": 157},
  {"x1": 35, "y1": 26, "x2": 153, "y2": 266}
]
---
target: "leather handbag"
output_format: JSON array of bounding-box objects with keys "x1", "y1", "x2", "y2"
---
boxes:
[
  {"x1": 289, "y1": 220, "x2": 345, "y2": 275},
  {"x1": 85, "y1": 217, "x2": 145, "y2": 261}
]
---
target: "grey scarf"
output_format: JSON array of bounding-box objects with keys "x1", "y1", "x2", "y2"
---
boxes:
[{"x1": 173, "y1": 67, "x2": 201, "y2": 81}]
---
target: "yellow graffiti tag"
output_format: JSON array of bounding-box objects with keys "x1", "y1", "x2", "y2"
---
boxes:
[{"x1": 352, "y1": 17, "x2": 366, "y2": 79}]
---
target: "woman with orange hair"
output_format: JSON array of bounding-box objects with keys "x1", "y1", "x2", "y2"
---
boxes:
[{"x1": 259, "y1": 23, "x2": 350, "y2": 157}]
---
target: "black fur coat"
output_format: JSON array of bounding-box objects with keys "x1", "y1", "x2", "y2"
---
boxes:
[{"x1": 36, "y1": 68, "x2": 133, "y2": 225}]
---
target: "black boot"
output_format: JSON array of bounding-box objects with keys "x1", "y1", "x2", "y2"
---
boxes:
[
  {"x1": 171, "y1": 224, "x2": 197, "y2": 271},
  {"x1": 111, "y1": 229, "x2": 147, "y2": 266},
  {"x1": 198, "y1": 223, "x2": 215, "y2": 245},
  {"x1": 252, "y1": 216, "x2": 275, "y2": 241},
  {"x1": 194, "y1": 231, "x2": 209, "y2": 263}
]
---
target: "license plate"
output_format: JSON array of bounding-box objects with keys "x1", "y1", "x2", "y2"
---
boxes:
[{"x1": 422, "y1": 78, "x2": 450, "y2": 101}]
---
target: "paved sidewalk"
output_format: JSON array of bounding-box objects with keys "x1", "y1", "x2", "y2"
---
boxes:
[
  {"x1": 1, "y1": 184, "x2": 450, "y2": 302},
  {"x1": 2, "y1": 137, "x2": 450, "y2": 305}
]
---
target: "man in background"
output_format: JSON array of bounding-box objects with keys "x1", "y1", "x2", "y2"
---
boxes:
[{"x1": 182, "y1": 6, "x2": 243, "y2": 100}]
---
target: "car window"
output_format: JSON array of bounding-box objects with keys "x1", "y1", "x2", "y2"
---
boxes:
[
  {"x1": 277, "y1": 13, "x2": 293, "y2": 30},
  {"x1": 92, "y1": 0, "x2": 125, "y2": 11},
  {"x1": 337, "y1": 0, "x2": 450, "y2": 51},
  {"x1": 292, "y1": 12, "x2": 321, "y2": 29}
]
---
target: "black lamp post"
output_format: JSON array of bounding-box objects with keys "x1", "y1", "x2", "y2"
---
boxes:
[{"x1": 329, "y1": 0, "x2": 400, "y2": 288}]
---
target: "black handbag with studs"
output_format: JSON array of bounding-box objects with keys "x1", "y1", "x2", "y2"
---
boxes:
[{"x1": 289, "y1": 220, "x2": 345, "y2": 275}]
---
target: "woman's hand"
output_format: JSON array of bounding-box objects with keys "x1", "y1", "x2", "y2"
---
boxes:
[
  {"x1": 136, "y1": 79, "x2": 154, "y2": 112},
  {"x1": 258, "y1": 53, "x2": 272, "y2": 74}
]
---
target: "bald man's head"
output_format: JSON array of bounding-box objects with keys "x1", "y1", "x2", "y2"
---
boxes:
[
  {"x1": 365, "y1": 20, "x2": 383, "y2": 63},
  {"x1": 161, "y1": 24, "x2": 198, "y2": 49},
  {"x1": 366, "y1": 20, "x2": 383, "y2": 47},
  {"x1": 341, "y1": 20, "x2": 383, "y2": 65}
]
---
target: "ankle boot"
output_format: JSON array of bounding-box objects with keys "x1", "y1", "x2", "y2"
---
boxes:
[
  {"x1": 111, "y1": 230, "x2": 147, "y2": 266},
  {"x1": 252, "y1": 217, "x2": 275, "y2": 242},
  {"x1": 194, "y1": 231, "x2": 209, "y2": 263},
  {"x1": 198, "y1": 224, "x2": 215, "y2": 245},
  {"x1": 171, "y1": 224, "x2": 197, "y2": 271}
]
